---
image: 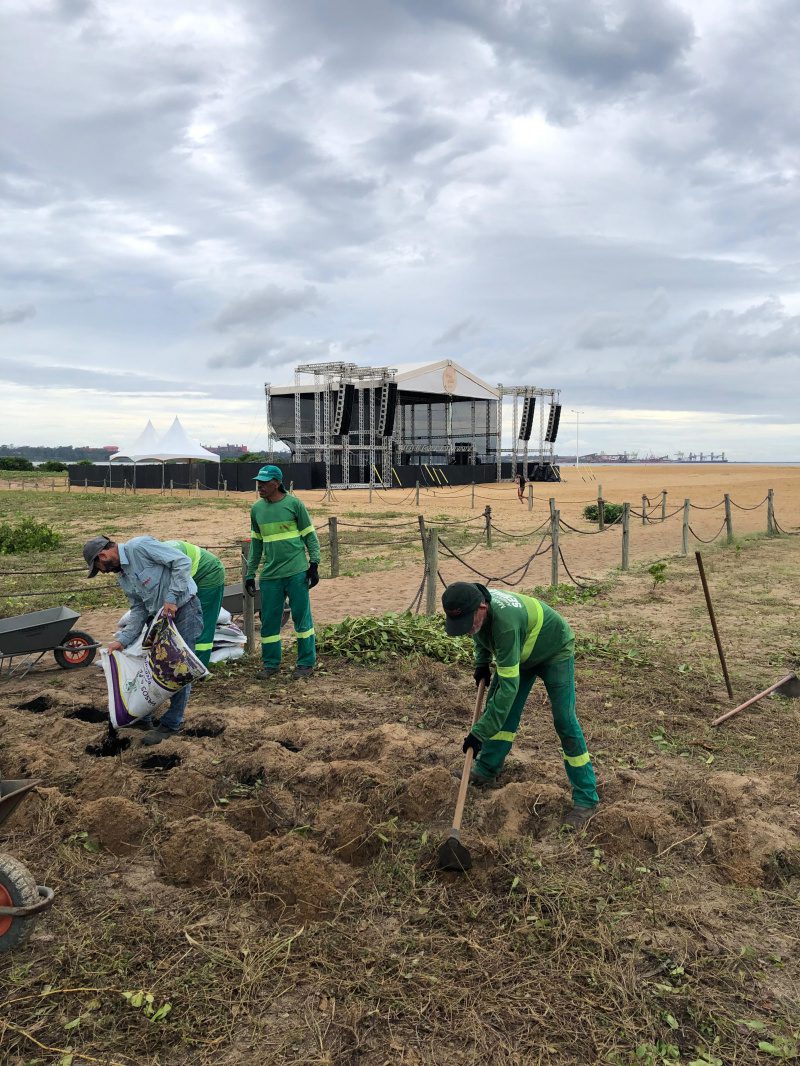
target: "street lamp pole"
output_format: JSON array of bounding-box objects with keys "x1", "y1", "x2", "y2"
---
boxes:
[{"x1": 571, "y1": 409, "x2": 584, "y2": 468}]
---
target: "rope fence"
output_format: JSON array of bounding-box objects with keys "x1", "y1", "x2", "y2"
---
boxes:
[{"x1": 0, "y1": 488, "x2": 789, "y2": 619}]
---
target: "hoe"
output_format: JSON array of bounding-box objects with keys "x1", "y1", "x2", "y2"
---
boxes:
[{"x1": 437, "y1": 679, "x2": 487, "y2": 872}]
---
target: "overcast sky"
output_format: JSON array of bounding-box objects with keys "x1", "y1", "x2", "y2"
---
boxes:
[{"x1": 1, "y1": 0, "x2": 798, "y2": 459}]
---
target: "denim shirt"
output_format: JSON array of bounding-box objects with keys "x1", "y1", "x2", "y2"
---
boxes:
[{"x1": 116, "y1": 537, "x2": 198, "y2": 647}]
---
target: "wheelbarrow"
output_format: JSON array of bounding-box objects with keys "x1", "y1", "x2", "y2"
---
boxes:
[
  {"x1": 0, "y1": 779, "x2": 55, "y2": 953},
  {"x1": 0, "y1": 606, "x2": 98, "y2": 679}
]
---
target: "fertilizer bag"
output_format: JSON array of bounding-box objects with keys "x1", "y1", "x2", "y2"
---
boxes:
[{"x1": 102, "y1": 611, "x2": 208, "y2": 728}]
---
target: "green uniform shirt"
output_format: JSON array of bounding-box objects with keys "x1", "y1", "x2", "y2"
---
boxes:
[
  {"x1": 246, "y1": 493, "x2": 321, "y2": 580},
  {"x1": 163, "y1": 540, "x2": 225, "y2": 588},
  {"x1": 472, "y1": 590, "x2": 574, "y2": 742}
]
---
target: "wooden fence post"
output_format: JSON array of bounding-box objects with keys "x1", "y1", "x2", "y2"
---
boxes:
[
  {"x1": 289, "y1": 480, "x2": 294, "y2": 493},
  {"x1": 550, "y1": 509, "x2": 560, "y2": 586},
  {"x1": 622, "y1": 502, "x2": 630, "y2": 570},
  {"x1": 484, "y1": 505, "x2": 492, "y2": 548},
  {"x1": 84, "y1": 477, "x2": 88, "y2": 492},
  {"x1": 416, "y1": 480, "x2": 420, "y2": 507},
  {"x1": 597, "y1": 484, "x2": 604, "y2": 531},
  {"x1": 103, "y1": 479, "x2": 107, "y2": 494},
  {"x1": 241, "y1": 546, "x2": 256, "y2": 656},
  {"x1": 662, "y1": 490, "x2": 667, "y2": 520},
  {"x1": 195, "y1": 479, "x2": 200, "y2": 495},
  {"x1": 682, "y1": 499, "x2": 690, "y2": 556},
  {"x1": 328, "y1": 516, "x2": 339, "y2": 578},
  {"x1": 425, "y1": 529, "x2": 438, "y2": 615},
  {"x1": 549, "y1": 497, "x2": 556, "y2": 520},
  {"x1": 169, "y1": 479, "x2": 173, "y2": 495},
  {"x1": 641, "y1": 494, "x2": 648, "y2": 525},
  {"x1": 224, "y1": 480, "x2": 228, "y2": 497},
  {"x1": 724, "y1": 493, "x2": 733, "y2": 543},
  {"x1": 471, "y1": 481, "x2": 475, "y2": 508},
  {"x1": 527, "y1": 483, "x2": 533, "y2": 511},
  {"x1": 417, "y1": 513, "x2": 426, "y2": 550},
  {"x1": 767, "y1": 488, "x2": 775, "y2": 534}
]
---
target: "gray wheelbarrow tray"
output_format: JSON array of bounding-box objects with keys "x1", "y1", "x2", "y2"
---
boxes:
[{"x1": 0, "y1": 606, "x2": 99, "y2": 679}]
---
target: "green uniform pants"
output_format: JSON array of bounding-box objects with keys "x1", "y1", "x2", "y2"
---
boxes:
[
  {"x1": 195, "y1": 582, "x2": 225, "y2": 668},
  {"x1": 473, "y1": 656, "x2": 599, "y2": 808},
  {"x1": 260, "y1": 571, "x2": 316, "y2": 669}
]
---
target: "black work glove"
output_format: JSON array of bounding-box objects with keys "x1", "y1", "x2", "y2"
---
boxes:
[
  {"x1": 307, "y1": 562, "x2": 320, "y2": 589},
  {"x1": 244, "y1": 578, "x2": 257, "y2": 597},
  {"x1": 473, "y1": 664, "x2": 492, "y2": 688},
  {"x1": 462, "y1": 733, "x2": 483, "y2": 758}
]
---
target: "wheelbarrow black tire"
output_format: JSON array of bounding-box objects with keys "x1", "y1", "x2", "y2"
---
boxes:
[
  {"x1": 0, "y1": 854, "x2": 39, "y2": 953},
  {"x1": 54, "y1": 630, "x2": 97, "y2": 670}
]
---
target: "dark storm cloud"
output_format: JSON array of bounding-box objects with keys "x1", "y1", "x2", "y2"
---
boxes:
[{"x1": 213, "y1": 285, "x2": 323, "y2": 332}]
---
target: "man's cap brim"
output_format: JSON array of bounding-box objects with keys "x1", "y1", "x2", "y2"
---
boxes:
[{"x1": 444, "y1": 610, "x2": 475, "y2": 636}]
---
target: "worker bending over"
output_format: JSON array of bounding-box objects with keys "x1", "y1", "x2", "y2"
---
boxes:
[
  {"x1": 244, "y1": 465, "x2": 321, "y2": 680},
  {"x1": 442, "y1": 581, "x2": 599, "y2": 828},
  {"x1": 83, "y1": 534, "x2": 203, "y2": 745}
]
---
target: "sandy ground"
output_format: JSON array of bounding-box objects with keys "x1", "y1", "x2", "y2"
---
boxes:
[{"x1": 62, "y1": 463, "x2": 799, "y2": 641}]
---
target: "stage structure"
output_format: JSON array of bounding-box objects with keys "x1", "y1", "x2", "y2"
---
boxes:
[
  {"x1": 265, "y1": 360, "x2": 561, "y2": 489},
  {"x1": 497, "y1": 385, "x2": 562, "y2": 484}
]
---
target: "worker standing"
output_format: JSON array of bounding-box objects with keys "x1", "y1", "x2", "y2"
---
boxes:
[
  {"x1": 516, "y1": 471, "x2": 526, "y2": 504},
  {"x1": 244, "y1": 465, "x2": 321, "y2": 680},
  {"x1": 442, "y1": 581, "x2": 599, "y2": 828},
  {"x1": 163, "y1": 541, "x2": 225, "y2": 668},
  {"x1": 83, "y1": 535, "x2": 203, "y2": 745}
]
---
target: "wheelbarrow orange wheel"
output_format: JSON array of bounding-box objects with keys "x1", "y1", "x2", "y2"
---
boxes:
[
  {"x1": 54, "y1": 630, "x2": 97, "y2": 670},
  {"x1": 0, "y1": 854, "x2": 39, "y2": 953}
]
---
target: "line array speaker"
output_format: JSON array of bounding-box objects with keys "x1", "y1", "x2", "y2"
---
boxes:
[
  {"x1": 332, "y1": 382, "x2": 356, "y2": 436},
  {"x1": 518, "y1": 396, "x2": 535, "y2": 441},
  {"x1": 544, "y1": 403, "x2": 562, "y2": 443},
  {"x1": 379, "y1": 381, "x2": 398, "y2": 437}
]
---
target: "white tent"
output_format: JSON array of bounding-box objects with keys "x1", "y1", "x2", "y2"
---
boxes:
[
  {"x1": 133, "y1": 417, "x2": 220, "y2": 464},
  {"x1": 109, "y1": 419, "x2": 161, "y2": 463},
  {"x1": 108, "y1": 417, "x2": 219, "y2": 491}
]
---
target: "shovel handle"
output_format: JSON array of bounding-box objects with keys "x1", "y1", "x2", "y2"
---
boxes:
[{"x1": 450, "y1": 679, "x2": 487, "y2": 835}]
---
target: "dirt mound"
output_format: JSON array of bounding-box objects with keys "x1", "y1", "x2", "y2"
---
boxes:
[
  {"x1": 330, "y1": 723, "x2": 430, "y2": 762},
  {"x1": 0, "y1": 736, "x2": 79, "y2": 783},
  {"x1": 159, "y1": 816, "x2": 252, "y2": 884},
  {"x1": 2, "y1": 785, "x2": 78, "y2": 834},
  {"x1": 690, "y1": 771, "x2": 772, "y2": 820},
  {"x1": 81, "y1": 796, "x2": 151, "y2": 856},
  {"x1": 707, "y1": 816, "x2": 800, "y2": 887},
  {"x1": 590, "y1": 800, "x2": 679, "y2": 857},
  {"x1": 249, "y1": 835, "x2": 358, "y2": 917},
  {"x1": 396, "y1": 766, "x2": 456, "y2": 821},
  {"x1": 480, "y1": 782, "x2": 565, "y2": 838},
  {"x1": 315, "y1": 800, "x2": 374, "y2": 861},
  {"x1": 293, "y1": 759, "x2": 393, "y2": 801}
]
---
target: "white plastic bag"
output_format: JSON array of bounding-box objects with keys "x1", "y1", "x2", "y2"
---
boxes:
[
  {"x1": 217, "y1": 606, "x2": 232, "y2": 625},
  {"x1": 102, "y1": 611, "x2": 208, "y2": 728}
]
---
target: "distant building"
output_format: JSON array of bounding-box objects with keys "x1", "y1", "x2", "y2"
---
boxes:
[{"x1": 203, "y1": 443, "x2": 249, "y2": 459}]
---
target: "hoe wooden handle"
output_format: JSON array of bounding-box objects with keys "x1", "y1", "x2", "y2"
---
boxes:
[{"x1": 451, "y1": 679, "x2": 487, "y2": 834}]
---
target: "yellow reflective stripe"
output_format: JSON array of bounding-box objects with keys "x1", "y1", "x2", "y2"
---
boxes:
[
  {"x1": 489, "y1": 730, "x2": 516, "y2": 743},
  {"x1": 496, "y1": 663, "x2": 519, "y2": 678},
  {"x1": 251, "y1": 530, "x2": 263, "y2": 540},
  {"x1": 295, "y1": 627, "x2": 315, "y2": 639},
  {"x1": 262, "y1": 529, "x2": 303, "y2": 544},
  {"x1": 164, "y1": 539, "x2": 202, "y2": 577},
  {"x1": 561, "y1": 749, "x2": 591, "y2": 767},
  {"x1": 261, "y1": 634, "x2": 282, "y2": 644},
  {"x1": 298, "y1": 524, "x2": 315, "y2": 537},
  {"x1": 521, "y1": 598, "x2": 545, "y2": 662},
  {"x1": 195, "y1": 642, "x2": 213, "y2": 651}
]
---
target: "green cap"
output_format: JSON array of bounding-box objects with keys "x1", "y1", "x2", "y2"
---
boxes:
[
  {"x1": 441, "y1": 582, "x2": 485, "y2": 636},
  {"x1": 254, "y1": 464, "x2": 284, "y2": 484}
]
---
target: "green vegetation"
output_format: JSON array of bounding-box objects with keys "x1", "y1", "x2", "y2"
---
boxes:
[
  {"x1": 40, "y1": 460, "x2": 68, "y2": 472},
  {"x1": 648, "y1": 561, "x2": 668, "y2": 590},
  {"x1": 0, "y1": 456, "x2": 33, "y2": 471},
  {"x1": 0, "y1": 517, "x2": 61, "y2": 555},
  {"x1": 584, "y1": 501, "x2": 624, "y2": 523},
  {"x1": 318, "y1": 612, "x2": 471, "y2": 664}
]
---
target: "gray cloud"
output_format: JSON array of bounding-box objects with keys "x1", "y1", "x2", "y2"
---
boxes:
[
  {"x1": 213, "y1": 285, "x2": 323, "y2": 332},
  {"x1": 434, "y1": 317, "x2": 481, "y2": 346},
  {"x1": 0, "y1": 304, "x2": 36, "y2": 325}
]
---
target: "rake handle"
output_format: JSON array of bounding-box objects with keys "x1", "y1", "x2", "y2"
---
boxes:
[{"x1": 450, "y1": 679, "x2": 487, "y2": 835}]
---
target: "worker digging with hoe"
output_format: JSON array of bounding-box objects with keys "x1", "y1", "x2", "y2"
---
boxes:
[
  {"x1": 442, "y1": 581, "x2": 599, "y2": 828},
  {"x1": 83, "y1": 535, "x2": 204, "y2": 745},
  {"x1": 244, "y1": 465, "x2": 321, "y2": 680}
]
